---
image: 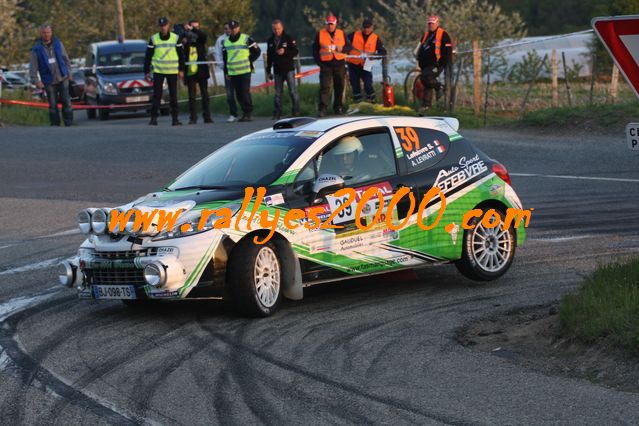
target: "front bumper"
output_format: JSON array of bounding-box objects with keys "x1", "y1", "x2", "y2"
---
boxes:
[{"x1": 64, "y1": 231, "x2": 229, "y2": 301}]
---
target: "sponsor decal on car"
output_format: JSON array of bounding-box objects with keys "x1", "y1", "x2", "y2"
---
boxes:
[
  {"x1": 434, "y1": 154, "x2": 488, "y2": 193},
  {"x1": 264, "y1": 193, "x2": 285, "y2": 206}
]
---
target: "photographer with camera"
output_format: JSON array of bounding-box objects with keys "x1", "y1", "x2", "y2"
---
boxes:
[{"x1": 180, "y1": 19, "x2": 212, "y2": 124}]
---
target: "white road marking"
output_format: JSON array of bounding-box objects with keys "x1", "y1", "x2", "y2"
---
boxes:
[
  {"x1": 511, "y1": 173, "x2": 639, "y2": 183},
  {"x1": 0, "y1": 288, "x2": 59, "y2": 322},
  {"x1": 0, "y1": 245, "x2": 14, "y2": 250},
  {"x1": 0, "y1": 258, "x2": 65, "y2": 276},
  {"x1": 37, "y1": 229, "x2": 80, "y2": 239},
  {"x1": 529, "y1": 235, "x2": 595, "y2": 242}
]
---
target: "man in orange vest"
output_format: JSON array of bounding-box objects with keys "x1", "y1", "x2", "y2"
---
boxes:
[
  {"x1": 416, "y1": 15, "x2": 452, "y2": 112},
  {"x1": 312, "y1": 14, "x2": 351, "y2": 117},
  {"x1": 346, "y1": 19, "x2": 386, "y2": 103}
]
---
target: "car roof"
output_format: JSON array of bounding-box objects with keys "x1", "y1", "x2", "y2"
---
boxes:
[
  {"x1": 91, "y1": 40, "x2": 147, "y2": 54},
  {"x1": 289, "y1": 116, "x2": 460, "y2": 134}
]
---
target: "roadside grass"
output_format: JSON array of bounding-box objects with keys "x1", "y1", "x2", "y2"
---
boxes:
[
  {"x1": 515, "y1": 102, "x2": 639, "y2": 133},
  {"x1": 560, "y1": 257, "x2": 639, "y2": 355},
  {"x1": 0, "y1": 89, "x2": 49, "y2": 126}
]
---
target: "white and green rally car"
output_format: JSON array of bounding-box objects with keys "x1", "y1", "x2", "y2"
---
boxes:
[{"x1": 58, "y1": 116, "x2": 526, "y2": 316}]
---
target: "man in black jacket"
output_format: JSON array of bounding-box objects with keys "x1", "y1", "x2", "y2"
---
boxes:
[
  {"x1": 182, "y1": 19, "x2": 212, "y2": 124},
  {"x1": 222, "y1": 20, "x2": 261, "y2": 122},
  {"x1": 266, "y1": 20, "x2": 300, "y2": 120}
]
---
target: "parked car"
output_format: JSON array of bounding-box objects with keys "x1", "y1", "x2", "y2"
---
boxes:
[
  {"x1": 59, "y1": 116, "x2": 526, "y2": 317},
  {"x1": 83, "y1": 40, "x2": 169, "y2": 120}
]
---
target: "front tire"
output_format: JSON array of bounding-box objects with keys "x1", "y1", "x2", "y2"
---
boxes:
[
  {"x1": 455, "y1": 208, "x2": 516, "y2": 281},
  {"x1": 228, "y1": 239, "x2": 282, "y2": 317}
]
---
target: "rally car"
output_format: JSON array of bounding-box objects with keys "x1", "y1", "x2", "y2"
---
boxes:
[{"x1": 58, "y1": 116, "x2": 526, "y2": 317}]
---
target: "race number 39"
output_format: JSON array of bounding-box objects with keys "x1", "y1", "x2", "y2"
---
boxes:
[{"x1": 395, "y1": 127, "x2": 420, "y2": 152}]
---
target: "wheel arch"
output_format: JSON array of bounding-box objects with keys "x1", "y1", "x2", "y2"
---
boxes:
[
  {"x1": 227, "y1": 230, "x2": 304, "y2": 301},
  {"x1": 472, "y1": 199, "x2": 518, "y2": 245}
]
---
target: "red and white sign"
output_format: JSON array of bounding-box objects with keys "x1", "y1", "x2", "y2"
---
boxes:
[
  {"x1": 117, "y1": 79, "x2": 152, "y2": 89},
  {"x1": 592, "y1": 15, "x2": 639, "y2": 99}
]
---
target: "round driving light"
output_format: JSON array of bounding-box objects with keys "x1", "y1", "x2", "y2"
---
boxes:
[
  {"x1": 58, "y1": 261, "x2": 75, "y2": 287},
  {"x1": 91, "y1": 209, "x2": 107, "y2": 234},
  {"x1": 77, "y1": 209, "x2": 92, "y2": 234},
  {"x1": 144, "y1": 262, "x2": 166, "y2": 288}
]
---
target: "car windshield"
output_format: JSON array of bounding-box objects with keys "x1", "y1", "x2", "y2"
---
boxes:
[
  {"x1": 97, "y1": 50, "x2": 146, "y2": 74},
  {"x1": 167, "y1": 132, "x2": 317, "y2": 190}
]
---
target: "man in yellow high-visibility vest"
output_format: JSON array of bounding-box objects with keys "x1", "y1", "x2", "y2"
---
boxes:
[
  {"x1": 222, "y1": 20, "x2": 261, "y2": 122},
  {"x1": 144, "y1": 17, "x2": 185, "y2": 126}
]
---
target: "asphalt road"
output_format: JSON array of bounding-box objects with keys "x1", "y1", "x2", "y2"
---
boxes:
[{"x1": 1, "y1": 113, "x2": 639, "y2": 425}]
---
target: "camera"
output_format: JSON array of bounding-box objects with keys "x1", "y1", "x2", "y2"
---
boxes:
[{"x1": 173, "y1": 24, "x2": 197, "y2": 43}]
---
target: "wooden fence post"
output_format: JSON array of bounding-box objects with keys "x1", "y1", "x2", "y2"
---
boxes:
[
  {"x1": 472, "y1": 40, "x2": 482, "y2": 117},
  {"x1": 483, "y1": 50, "x2": 490, "y2": 127},
  {"x1": 609, "y1": 64, "x2": 619, "y2": 104},
  {"x1": 561, "y1": 51, "x2": 572, "y2": 107},
  {"x1": 551, "y1": 49, "x2": 558, "y2": 108}
]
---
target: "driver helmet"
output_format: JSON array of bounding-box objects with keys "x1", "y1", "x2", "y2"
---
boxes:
[{"x1": 332, "y1": 136, "x2": 363, "y2": 171}]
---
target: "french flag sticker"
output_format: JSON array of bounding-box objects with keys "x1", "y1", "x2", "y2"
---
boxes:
[{"x1": 434, "y1": 139, "x2": 446, "y2": 153}]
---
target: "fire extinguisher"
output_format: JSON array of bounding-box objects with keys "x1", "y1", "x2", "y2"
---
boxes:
[{"x1": 383, "y1": 77, "x2": 395, "y2": 107}]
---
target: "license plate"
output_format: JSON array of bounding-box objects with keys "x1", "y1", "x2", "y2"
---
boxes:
[
  {"x1": 93, "y1": 285, "x2": 137, "y2": 300},
  {"x1": 125, "y1": 95, "x2": 149, "y2": 103}
]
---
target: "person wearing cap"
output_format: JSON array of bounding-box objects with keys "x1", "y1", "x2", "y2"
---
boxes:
[
  {"x1": 182, "y1": 19, "x2": 212, "y2": 124},
  {"x1": 312, "y1": 14, "x2": 351, "y2": 117},
  {"x1": 266, "y1": 19, "x2": 300, "y2": 120},
  {"x1": 144, "y1": 17, "x2": 185, "y2": 125},
  {"x1": 222, "y1": 20, "x2": 261, "y2": 122},
  {"x1": 215, "y1": 22, "x2": 239, "y2": 122},
  {"x1": 346, "y1": 19, "x2": 386, "y2": 103},
  {"x1": 415, "y1": 15, "x2": 452, "y2": 112}
]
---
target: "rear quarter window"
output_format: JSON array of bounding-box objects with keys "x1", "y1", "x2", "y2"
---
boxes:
[{"x1": 393, "y1": 127, "x2": 450, "y2": 173}]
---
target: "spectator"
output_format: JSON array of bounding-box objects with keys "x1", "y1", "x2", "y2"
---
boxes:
[
  {"x1": 266, "y1": 19, "x2": 300, "y2": 120},
  {"x1": 312, "y1": 14, "x2": 351, "y2": 117},
  {"x1": 416, "y1": 15, "x2": 452, "y2": 112},
  {"x1": 29, "y1": 24, "x2": 73, "y2": 127},
  {"x1": 222, "y1": 20, "x2": 261, "y2": 122},
  {"x1": 144, "y1": 17, "x2": 185, "y2": 126},
  {"x1": 346, "y1": 19, "x2": 386, "y2": 103},
  {"x1": 215, "y1": 23, "x2": 239, "y2": 122},
  {"x1": 182, "y1": 19, "x2": 212, "y2": 124}
]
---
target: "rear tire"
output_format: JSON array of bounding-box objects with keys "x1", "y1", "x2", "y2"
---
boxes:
[
  {"x1": 228, "y1": 238, "x2": 282, "y2": 317},
  {"x1": 455, "y1": 208, "x2": 516, "y2": 281}
]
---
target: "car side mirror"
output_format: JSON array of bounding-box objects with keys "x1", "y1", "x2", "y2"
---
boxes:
[{"x1": 311, "y1": 174, "x2": 344, "y2": 203}]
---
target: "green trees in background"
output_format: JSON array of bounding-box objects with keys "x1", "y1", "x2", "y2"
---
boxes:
[{"x1": 1, "y1": 0, "x2": 255, "y2": 66}]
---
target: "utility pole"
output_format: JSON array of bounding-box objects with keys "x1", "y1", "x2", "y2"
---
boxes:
[{"x1": 115, "y1": 0, "x2": 125, "y2": 42}]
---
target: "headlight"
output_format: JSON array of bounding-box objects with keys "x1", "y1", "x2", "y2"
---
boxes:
[
  {"x1": 78, "y1": 209, "x2": 92, "y2": 234},
  {"x1": 144, "y1": 262, "x2": 166, "y2": 288},
  {"x1": 152, "y1": 204, "x2": 241, "y2": 241},
  {"x1": 91, "y1": 209, "x2": 108, "y2": 234},
  {"x1": 58, "y1": 261, "x2": 75, "y2": 287},
  {"x1": 101, "y1": 81, "x2": 118, "y2": 95}
]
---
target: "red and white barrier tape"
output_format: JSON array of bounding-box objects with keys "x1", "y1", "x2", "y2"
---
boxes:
[{"x1": 0, "y1": 67, "x2": 320, "y2": 110}]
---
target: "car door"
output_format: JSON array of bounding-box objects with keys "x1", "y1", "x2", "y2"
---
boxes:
[
  {"x1": 284, "y1": 127, "x2": 418, "y2": 283},
  {"x1": 391, "y1": 124, "x2": 480, "y2": 259}
]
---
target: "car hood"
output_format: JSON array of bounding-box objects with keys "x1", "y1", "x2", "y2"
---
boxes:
[
  {"x1": 98, "y1": 72, "x2": 146, "y2": 84},
  {"x1": 130, "y1": 188, "x2": 255, "y2": 209}
]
